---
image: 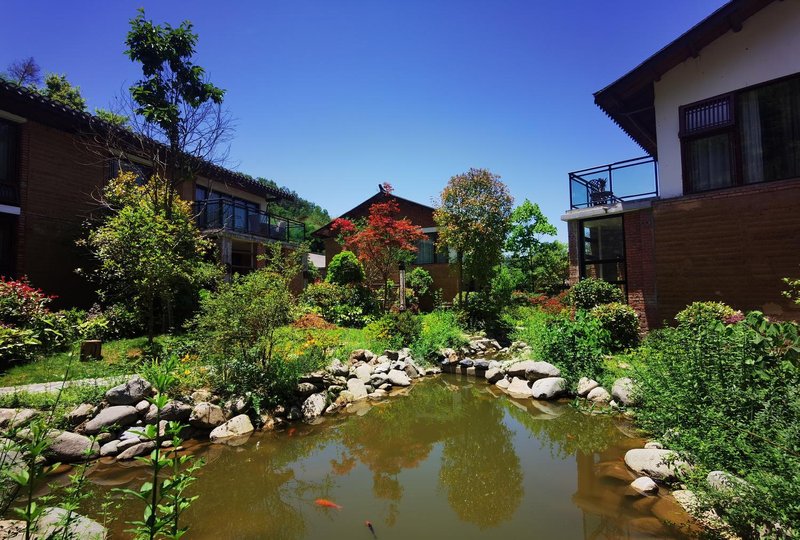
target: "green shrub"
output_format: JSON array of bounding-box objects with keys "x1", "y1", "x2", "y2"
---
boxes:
[
  {"x1": 408, "y1": 267, "x2": 433, "y2": 298},
  {"x1": 506, "y1": 305, "x2": 553, "y2": 355},
  {"x1": 634, "y1": 312, "x2": 800, "y2": 536},
  {"x1": 674, "y1": 301, "x2": 740, "y2": 327},
  {"x1": 539, "y1": 311, "x2": 608, "y2": 383},
  {"x1": 325, "y1": 250, "x2": 365, "y2": 285},
  {"x1": 365, "y1": 310, "x2": 422, "y2": 349},
  {"x1": 590, "y1": 302, "x2": 640, "y2": 351},
  {"x1": 567, "y1": 278, "x2": 623, "y2": 310},
  {"x1": 301, "y1": 281, "x2": 376, "y2": 328},
  {"x1": 0, "y1": 326, "x2": 40, "y2": 363},
  {"x1": 412, "y1": 310, "x2": 468, "y2": 362}
]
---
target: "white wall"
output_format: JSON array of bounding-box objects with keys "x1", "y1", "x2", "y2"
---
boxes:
[{"x1": 654, "y1": 0, "x2": 800, "y2": 198}]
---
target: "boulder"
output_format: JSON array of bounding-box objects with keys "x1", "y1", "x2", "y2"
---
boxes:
[
  {"x1": 644, "y1": 441, "x2": 663, "y2": 450},
  {"x1": 524, "y1": 361, "x2": 561, "y2": 381},
  {"x1": 65, "y1": 403, "x2": 96, "y2": 426},
  {"x1": 506, "y1": 377, "x2": 533, "y2": 398},
  {"x1": 383, "y1": 350, "x2": 400, "y2": 361},
  {"x1": 190, "y1": 389, "x2": 214, "y2": 404},
  {"x1": 346, "y1": 378, "x2": 368, "y2": 401},
  {"x1": 135, "y1": 400, "x2": 151, "y2": 414},
  {"x1": 586, "y1": 386, "x2": 611, "y2": 404},
  {"x1": 349, "y1": 349, "x2": 374, "y2": 363},
  {"x1": 495, "y1": 378, "x2": 511, "y2": 391},
  {"x1": 484, "y1": 367, "x2": 504, "y2": 384},
  {"x1": 46, "y1": 431, "x2": 99, "y2": 463},
  {"x1": 116, "y1": 441, "x2": 156, "y2": 461},
  {"x1": 189, "y1": 402, "x2": 226, "y2": 429},
  {"x1": 612, "y1": 377, "x2": 638, "y2": 407},
  {"x1": 99, "y1": 440, "x2": 120, "y2": 457},
  {"x1": 630, "y1": 476, "x2": 659, "y2": 496},
  {"x1": 223, "y1": 396, "x2": 248, "y2": 418},
  {"x1": 354, "y1": 364, "x2": 373, "y2": 382},
  {"x1": 0, "y1": 408, "x2": 38, "y2": 428},
  {"x1": 624, "y1": 448, "x2": 690, "y2": 481},
  {"x1": 210, "y1": 415, "x2": 255, "y2": 442},
  {"x1": 144, "y1": 401, "x2": 191, "y2": 424},
  {"x1": 105, "y1": 375, "x2": 152, "y2": 406},
  {"x1": 404, "y1": 363, "x2": 420, "y2": 379},
  {"x1": 458, "y1": 359, "x2": 474, "y2": 367},
  {"x1": 36, "y1": 507, "x2": 107, "y2": 539},
  {"x1": 296, "y1": 382, "x2": 318, "y2": 395},
  {"x1": 84, "y1": 406, "x2": 138, "y2": 435},
  {"x1": 301, "y1": 393, "x2": 327, "y2": 420},
  {"x1": 707, "y1": 470, "x2": 747, "y2": 493},
  {"x1": 387, "y1": 369, "x2": 411, "y2": 387},
  {"x1": 577, "y1": 377, "x2": 600, "y2": 397},
  {"x1": 473, "y1": 360, "x2": 490, "y2": 370},
  {"x1": 530, "y1": 377, "x2": 567, "y2": 400},
  {"x1": 373, "y1": 361, "x2": 391, "y2": 374},
  {"x1": 328, "y1": 359, "x2": 350, "y2": 377}
]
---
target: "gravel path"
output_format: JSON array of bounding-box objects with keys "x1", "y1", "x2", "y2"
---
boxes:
[{"x1": 0, "y1": 375, "x2": 129, "y2": 397}]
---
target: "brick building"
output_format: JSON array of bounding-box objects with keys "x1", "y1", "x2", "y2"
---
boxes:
[
  {"x1": 0, "y1": 80, "x2": 304, "y2": 307},
  {"x1": 312, "y1": 188, "x2": 458, "y2": 307},
  {"x1": 563, "y1": 0, "x2": 800, "y2": 329}
]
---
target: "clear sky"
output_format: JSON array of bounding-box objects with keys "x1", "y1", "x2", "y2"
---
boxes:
[{"x1": 3, "y1": 0, "x2": 726, "y2": 239}]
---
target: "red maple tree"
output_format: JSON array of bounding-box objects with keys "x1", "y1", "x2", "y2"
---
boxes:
[{"x1": 331, "y1": 183, "x2": 426, "y2": 311}]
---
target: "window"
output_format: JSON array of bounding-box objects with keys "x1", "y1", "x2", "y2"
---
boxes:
[
  {"x1": 681, "y1": 74, "x2": 800, "y2": 193},
  {"x1": 579, "y1": 216, "x2": 626, "y2": 291},
  {"x1": 109, "y1": 159, "x2": 152, "y2": 185},
  {"x1": 415, "y1": 233, "x2": 446, "y2": 265},
  {"x1": 0, "y1": 120, "x2": 18, "y2": 205}
]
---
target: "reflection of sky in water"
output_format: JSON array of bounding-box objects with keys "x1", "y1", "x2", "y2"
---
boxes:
[{"x1": 62, "y1": 377, "x2": 694, "y2": 539}]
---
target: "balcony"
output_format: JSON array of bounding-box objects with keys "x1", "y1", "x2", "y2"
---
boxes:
[
  {"x1": 193, "y1": 198, "x2": 306, "y2": 244},
  {"x1": 568, "y1": 156, "x2": 658, "y2": 210}
]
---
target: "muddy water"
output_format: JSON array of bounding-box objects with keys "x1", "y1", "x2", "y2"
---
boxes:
[{"x1": 67, "y1": 375, "x2": 697, "y2": 539}]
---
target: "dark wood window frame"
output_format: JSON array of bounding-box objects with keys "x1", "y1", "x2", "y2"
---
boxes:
[
  {"x1": 578, "y1": 215, "x2": 627, "y2": 294},
  {"x1": 680, "y1": 71, "x2": 800, "y2": 194}
]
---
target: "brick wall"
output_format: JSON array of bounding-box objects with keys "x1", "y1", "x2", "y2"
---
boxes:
[
  {"x1": 623, "y1": 209, "x2": 658, "y2": 331},
  {"x1": 567, "y1": 220, "x2": 580, "y2": 285}
]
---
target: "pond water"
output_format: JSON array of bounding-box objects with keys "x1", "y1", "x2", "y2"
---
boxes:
[{"x1": 62, "y1": 375, "x2": 697, "y2": 539}]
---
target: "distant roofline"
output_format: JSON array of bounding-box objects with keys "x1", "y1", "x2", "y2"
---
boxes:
[{"x1": 311, "y1": 190, "x2": 436, "y2": 237}]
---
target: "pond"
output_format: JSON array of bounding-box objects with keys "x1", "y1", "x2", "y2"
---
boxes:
[{"x1": 61, "y1": 375, "x2": 696, "y2": 539}]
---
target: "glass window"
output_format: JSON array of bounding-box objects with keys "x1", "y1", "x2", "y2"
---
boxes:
[
  {"x1": 685, "y1": 133, "x2": 733, "y2": 191},
  {"x1": 415, "y1": 235, "x2": 435, "y2": 265},
  {"x1": 0, "y1": 121, "x2": 13, "y2": 184},
  {"x1": 580, "y1": 216, "x2": 626, "y2": 288}
]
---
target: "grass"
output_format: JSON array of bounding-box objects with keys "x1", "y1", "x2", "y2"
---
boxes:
[
  {"x1": 0, "y1": 336, "x2": 164, "y2": 387},
  {"x1": 0, "y1": 384, "x2": 112, "y2": 428}
]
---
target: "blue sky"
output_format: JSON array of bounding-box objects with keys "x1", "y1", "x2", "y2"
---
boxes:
[{"x1": 3, "y1": 0, "x2": 726, "y2": 239}]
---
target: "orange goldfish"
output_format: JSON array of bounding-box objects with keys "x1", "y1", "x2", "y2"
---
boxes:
[
  {"x1": 314, "y1": 498, "x2": 342, "y2": 510},
  {"x1": 365, "y1": 520, "x2": 377, "y2": 537}
]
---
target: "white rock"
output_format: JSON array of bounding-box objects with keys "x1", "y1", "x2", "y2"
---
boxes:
[
  {"x1": 0, "y1": 408, "x2": 38, "y2": 428},
  {"x1": 644, "y1": 441, "x2": 663, "y2": 449},
  {"x1": 116, "y1": 441, "x2": 156, "y2": 460},
  {"x1": 484, "y1": 367, "x2": 504, "y2": 383},
  {"x1": 495, "y1": 378, "x2": 511, "y2": 391},
  {"x1": 209, "y1": 414, "x2": 255, "y2": 442},
  {"x1": 586, "y1": 386, "x2": 611, "y2": 404},
  {"x1": 524, "y1": 361, "x2": 561, "y2": 381},
  {"x1": 630, "y1": 476, "x2": 659, "y2": 496},
  {"x1": 530, "y1": 377, "x2": 567, "y2": 400},
  {"x1": 189, "y1": 402, "x2": 226, "y2": 429},
  {"x1": 612, "y1": 377, "x2": 638, "y2": 406},
  {"x1": 387, "y1": 369, "x2": 411, "y2": 387},
  {"x1": 105, "y1": 375, "x2": 152, "y2": 406},
  {"x1": 354, "y1": 364, "x2": 373, "y2": 381},
  {"x1": 36, "y1": 507, "x2": 107, "y2": 539},
  {"x1": 301, "y1": 393, "x2": 327, "y2": 420},
  {"x1": 624, "y1": 448, "x2": 690, "y2": 481},
  {"x1": 84, "y1": 406, "x2": 138, "y2": 435},
  {"x1": 506, "y1": 377, "x2": 533, "y2": 398},
  {"x1": 577, "y1": 377, "x2": 600, "y2": 397},
  {"x1": 346, "y1": 378, "x2": 368, "y2": 400}
]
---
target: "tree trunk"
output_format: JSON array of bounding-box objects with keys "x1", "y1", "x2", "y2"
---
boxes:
[{"x1": 457, "y1": 251, "x2": 464, "y2": 305}]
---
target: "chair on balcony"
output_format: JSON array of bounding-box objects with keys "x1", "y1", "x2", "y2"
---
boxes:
[{"x1": 587, "y1": 178, "x2": 615, "y2": 206}]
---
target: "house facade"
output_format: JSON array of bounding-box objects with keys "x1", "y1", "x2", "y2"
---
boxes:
[
  {"x1": 0, "y1": 80, "x2": 305, "y2": 306},
  {"x1": 312, "y1": 189, "x2": 458, "y2": 307},
  {"x1": 563, "y1": 0, "x2": 800, "y2": 329}
]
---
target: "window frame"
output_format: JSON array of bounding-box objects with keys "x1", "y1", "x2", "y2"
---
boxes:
[
  {"x1": 578, "y1": 215, "x2": 627, "y2": 294},
  {"x1": 680, "y1": 72, "x2": 800, "y2": 195}
]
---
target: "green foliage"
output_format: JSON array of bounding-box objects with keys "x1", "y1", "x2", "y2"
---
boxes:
[
  {"x1": 365, "y1": 311, "x2": 422, "y2": 350},
  {"x1": 300, "y1": 281, "x2": 376, "y2": 328},
  {"x1": 94, "y1": 108, "x2": 129, "y2": 126},
  {"x1": 41, "y1": 73, "x2": 86, "y2": 111},
  {"x1": 590, "y1": 302, "x2": 640, "y2": 352},
  {"x1": 567, "y1": 278, "x2": 624, "y2": 310},
  {"x1": 539, "y1": 311, "x2": 609, "y2": 384},
  {"x1": 453, "y1": 265, "x2": 520, "y2": 336},
  {"x1": 504, "y1": 199, "x2": 566, "y2": 294},
  {"x1": 325, "y1": 251, "x2": 365, "y2": 285},
  {"x1": 411, "y1": 310, "x2": 468, "y2": 362},
  {"x1": 506, "y1": 305, "x2": 552, "y2": 355},
  {"x1": 633, "y1": 312, "x2": 800, "y2": 536},
  {"x1": 257, "y1": 177, "x2": 331, "y2": 247},
  {"x1": 674, "y1": 301, "x2": 739, "y2": 327},
  {"x1": 407, "y1": 267, "x2": 433, "y2": 298},
  {"x1": 0, "y1": 326, "x2": 40, "y2": 363}
]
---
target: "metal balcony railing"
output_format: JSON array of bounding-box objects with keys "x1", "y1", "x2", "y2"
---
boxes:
[
  {"x1": 568, "y1": 156, "x2": 658, "y2": 210},
  {"x1": 193, "y1": 198, "x2": 306, "y2": 244}
]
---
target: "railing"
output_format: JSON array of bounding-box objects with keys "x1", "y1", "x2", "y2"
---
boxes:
[
  {"x1": 193, "y1": 198, "x2": 306, "y2": 244},
  {"x1": 568, "y1": 156, "x2": 658, "y2": 210},
  {"x1": 0, "y1": 182, "x2": 19, "y2": 206}
]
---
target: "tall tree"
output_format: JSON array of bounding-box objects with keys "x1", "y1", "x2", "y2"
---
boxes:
[
  {"x1": 434, "y1": 168, "x2": 513, "y2": 303},
  {"x1": 504, "y1": 199, "x2": 565, "y2": 292},
  {"x1": 42, "y1": 74, "x2": 86, "y2": 111},
  {"x1": 5, "y1": 57, "x2": 41, "y2": 87},
  {"x1": 332, "y1": 184, "x2": 425, "y2": 311}
]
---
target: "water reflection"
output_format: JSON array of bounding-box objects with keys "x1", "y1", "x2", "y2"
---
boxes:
[{"x1": 56, "y1": 376, "x2": 695, "y2": 539}]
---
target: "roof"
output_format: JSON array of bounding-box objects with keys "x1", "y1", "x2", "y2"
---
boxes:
[
  {"x1": 311, "y1": 190, "x2": 436, "y2": 238},
  {"x1": 594, "y1": 0, "x2": 776, "y2": 156},
  {"x1": 0, "y1": 80, "x2": 294, "y2": 201}
]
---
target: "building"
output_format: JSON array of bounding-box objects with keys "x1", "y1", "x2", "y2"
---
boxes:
[
  {"x1": 312, "y1": 187, "x2": 458, "y2": 307},
  {"x1": 563, "y1": 0, "x2": 800, "y2": 329},
  {"x1": 0, "y1": 80, "x2": 305, "y2": 307}
]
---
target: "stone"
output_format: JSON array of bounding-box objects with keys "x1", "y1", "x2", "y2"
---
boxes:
[
  {"x1": 586, "y1": 386, "x2": 611, "y2": 404},
  {"x1": 116, "y1": 441, "x2": 156, "y2": 461},
  {"x1": 426, "y1": 366, "x2": 442, "y2": 375},
  {"x1": 524, "y1": 361, "x2": 561, "y2": 381},
  {"x1": 328, "y1": 358, "x2": 350, "y2": 377},
  {"x1": 644, "y1": 441, "x2": 663, "y2": 449},
  {"x1": 105, "y1": 375, "x2": 152, "y2": 406},
  {"x1": 117, "y1": 438, "x2": 143, "y2": 451},
  {"x1": 506, "y1": 377, "x2": 533, "y2": 398},
  {"x1": 223, "y1": 396, "x2": 248, "y2": 418},
  {"x1": 65, "y1": 403, "x2": 96, "y2": 426},
  {"x1": 383, "y1": 350, "x2": 400, "y2": 361},
  {"x1": 210, "y1": 414, "x2": 255, "y2": 442},
  {"x1": 354, "y1": 364, "x2": 373, "y2": 382},
  {"x1": 707, "y1": 470, "x2": 746, "y2": 492},
  {"x1": 630, "y1": 476, "x2": 659, "y2": 496},
  {"x1": 368, "y1": 390, "x2": 388, "y2": 400},
  {"x1": 387, "y1": 369, "x2": 411, "y2": 387},
  {"x1": 624, "y1": 448, "x2": 690, "y2": 481},
  {"x1": 286, "y1": 406, "x2": 302, "y2": 421},
  {"x1": 259, "y1": 412, "x2": 277, "y2": 430},
  {"x1": 46, "y1": 431, "x2": 99, "y2": 463},
  {"x1": 144, "y1": 401, "x2": 191, "y2": 424},
  {"x1": 505, "y1": 360, "x2": 541, "y2": 378},
  {"x1": 99, "y1": 440, "x2": 120, "y2": 457},
  {"x1": 335, "y1": 391, "x2": 355, "y2": 407},
  {"x1": 577, "y1": 377, "x2": 600, "y2": 397},
  {"x1": 373, "y1": 361, "x2": 391, "y2": 374},
  {"x1": 190, "y1": 388, "x2": 214, "y2": 404},
  {"x1": 0, "y1": 408, "x2": 38, "y2": 428},
  {"x1": 473, "y1": 360, "x2": 490, "y2": 370},
  {"x1": 530, "y1": 377, "x2": 567, "y2": 400},
  {"x1": 496, "y1": 378, "x2": 511, "y2": 391},
  {"x1": 404, "y1": 363, "x2": 420, "y2": 379},
  {"x1": 349, "y1": 349, "x2": 374, "y2": 363},
  {"x1": 346, "y1": 378, "x2": 368, "y2": 400},
  {"x1": 612, "y1": 377, "x2": 638, "y2": 407},
  {"x1": 301, "y1": 393, "x2": 327, "y2": 420},
  {"x1": 458, "y1": 359, "x2": 474, "y2": 367},
  {"x1": 84, "y1": 406, "x2": 138, "y2": 435},
  {"x1": 36, "y1": 507, "x2": 107, "y2": 539},
  {"x1": 189, "y1": 402, "x2": 226, "y2": 429},
  {"x1": 484, "y1": 367, "x2": 504, "y2": 383},
  {"x1": 135, "y1": 400, "x2": 151, "y2": 414},
  {"x1": 296, "y1": 382, "x2": 318, "y2": 395}
]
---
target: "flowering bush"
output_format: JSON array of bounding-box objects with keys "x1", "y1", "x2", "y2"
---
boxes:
[
  {"x1": 0, "y1": 276, "x2": 54, "y2": 328},
  {"x1": 675, "y1": 301, "x2": 742, "y2": 328}
]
